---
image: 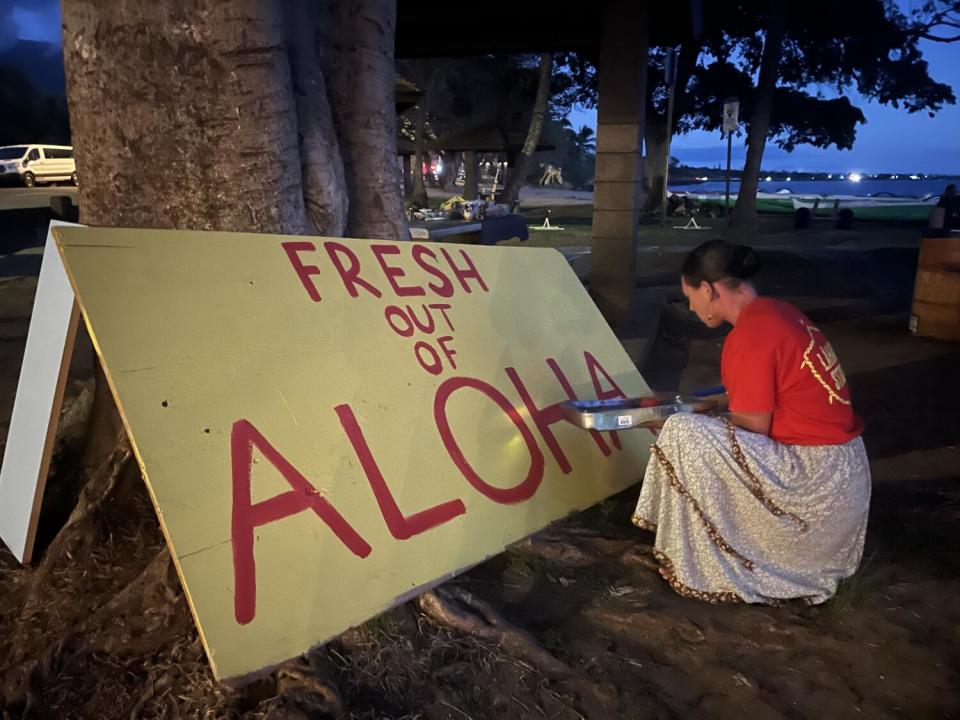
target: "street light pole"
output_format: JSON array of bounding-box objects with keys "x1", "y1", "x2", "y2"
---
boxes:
[
  {"x1": 724, "y1": 131, "x2": 733, "y2": 216},
  {"x1": 722, "y1": 97, "x2": 739, "y2": 218}
]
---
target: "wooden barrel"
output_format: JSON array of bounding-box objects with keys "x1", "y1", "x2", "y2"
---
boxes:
[{"x1": 911, "y1": 237, "x2": 960, "y2": 340}]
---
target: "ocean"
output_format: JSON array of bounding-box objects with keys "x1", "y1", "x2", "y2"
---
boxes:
[{"x1": 668, "y1": 179, "x2": 951, "y2": 198}]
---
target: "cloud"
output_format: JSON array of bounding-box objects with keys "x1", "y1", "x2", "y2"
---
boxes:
[
  {"x1": 10, "y1": 0, "x2": 61, "y2": 45},
  {"x1": 0, "y1": 4, "x2": 18, "y2": 50}
]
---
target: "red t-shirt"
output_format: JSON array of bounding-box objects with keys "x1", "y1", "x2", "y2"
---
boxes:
[{"x1": 721, "y1": 298, "x2": 863, "y2": 445}]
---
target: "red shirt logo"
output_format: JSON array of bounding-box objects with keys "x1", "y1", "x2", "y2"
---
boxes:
[{"x1": 798, "y1": 318, "x2": 850, "y2": 406}]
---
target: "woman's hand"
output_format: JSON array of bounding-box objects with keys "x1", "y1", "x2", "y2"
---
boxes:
[{"x1": 726, "y1": 411, "x2": 772, "y2": 436}]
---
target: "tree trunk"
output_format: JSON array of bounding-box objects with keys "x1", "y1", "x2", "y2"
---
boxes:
[
  {"x1": 325, "y1": 0, "x2": 410, "y2": 239},
  {"x1": 283, "y1": 0, "x2": 349, "y2": 236},
  {"x1": 411, "y1": 100, "x2": 429, "y2": 205},
  {"x1": 401, "y1": 154, "x2": 413, "y2": 197},
  {"x1": 463, "y1": 150, "x2": 479, "y2": 200},
  {"x1": 731, "y1": 2, "x2": 789, "y2": 231},
  {"x1": 642, "y1": 118, "x2": 667, "y2": 213},
  {"x1": 6, "y1": 0, "x2": 402, "y2": 710},
  {"x1": 63, "y1": 0, "x2": 322, "y2": 232},
  {"x1": 440, "y1": 151, "x2": 459, "y2": 191},
  {"x1": 500, "y1": 53, "x2": 553, "y2": 208}
]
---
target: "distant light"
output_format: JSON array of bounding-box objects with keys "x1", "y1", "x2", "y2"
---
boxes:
[
  {"x1": 909, "y1": 174, "x2": 920, "y2": 180},
  {"x1": 786, "y1": 176, "x2": 792, "y2": 182},
  {"x1": 697, "y1": 176, "x2": 709, "y2": 181},
  {"x1": 827, "y1": 174, "x2": 833, "y2": 179},
  {"x1": 765, "y1": 175, "x2": 772, "y2": 182},
  {"x1": 839, "y1": 174, "x2": 845, "y2": 180},
  {"x1": 849, "y1": 172, "x2": 862, "y2": 183}
]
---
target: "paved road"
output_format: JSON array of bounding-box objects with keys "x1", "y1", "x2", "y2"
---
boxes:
[
  {"x1": 0, "y1": 187, "x2": 78, "y2": 277},
  {"x1": 0, "y1": 186, "x2": 78, "y2": 212}
]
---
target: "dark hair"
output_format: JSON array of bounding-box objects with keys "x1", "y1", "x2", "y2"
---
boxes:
[{"x1": 681, "y1": 239, "x2": 761, "y2": 288}]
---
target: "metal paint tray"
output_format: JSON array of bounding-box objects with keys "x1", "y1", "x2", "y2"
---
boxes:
[{"x1": 560, "y1": 395, "x2": 716, "y2": 431}]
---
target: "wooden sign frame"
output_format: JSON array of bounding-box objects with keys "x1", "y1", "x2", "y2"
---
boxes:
[{"x1": 52, "y1": 226, "x2": 651, "y2": 680}]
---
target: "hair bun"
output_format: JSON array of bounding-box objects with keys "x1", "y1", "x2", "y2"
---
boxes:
[{"x1": 731, "y1": 245, "x2": 761, "y2": 280}]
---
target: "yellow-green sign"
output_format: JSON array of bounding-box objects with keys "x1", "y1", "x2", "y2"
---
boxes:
[{"x1": 54, "y1": 226, "x2": 652, "y2": 680}]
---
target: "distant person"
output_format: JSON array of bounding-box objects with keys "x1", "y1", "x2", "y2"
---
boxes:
[
  {"x1": 632, "y1": 240, "x2": 871, "y2": 604},
  {"x1": 938, "y1": 184, "x2": 959, "y2": 230}
]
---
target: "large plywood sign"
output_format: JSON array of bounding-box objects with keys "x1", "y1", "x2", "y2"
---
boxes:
[
  {"x1": 0, "y1": 221, "x2": 80, "y2": 563},
  {"x1": 53, "y1": 226, "x2": 652, "y2": 680}
]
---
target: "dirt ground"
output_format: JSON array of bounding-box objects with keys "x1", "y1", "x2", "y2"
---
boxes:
[{"x1": 0, "y1": 214, "x2": 958, "y2": 719}]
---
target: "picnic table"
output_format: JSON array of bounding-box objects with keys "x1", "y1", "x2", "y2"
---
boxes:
[{"x1": 408, "y1": 215, "x2": 529, "y2": 245}]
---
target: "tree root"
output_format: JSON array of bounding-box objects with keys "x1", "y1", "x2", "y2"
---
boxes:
[
  {"x1": 2, "y1": 548, "x2": 190, "y2": 709},
  {"x1": 14, "y1": 434, "x2": 133, "y2": 622},
  {"x1": 618, "y1": 544, "x2": 661, "y2": 573},
  {"x1": 0, "y1": 413, "x2": 190, "y2": 711},
  {"x1": 517, "y1": 534, "x2": 601, "y2": 569},
  {"x1": 417, "y1": 586, "x2": 572, "y2": 679},
  {"x1": 75, "y1": 547, "x2": 189, "y2": 656},
  {"x1": 263, "y1": 664, "x2": 347, "y2": 720}
]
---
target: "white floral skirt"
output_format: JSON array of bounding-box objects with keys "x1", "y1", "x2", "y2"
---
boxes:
[{"x1": 632, "y1": 413, "x2": 871, "y2": 604}]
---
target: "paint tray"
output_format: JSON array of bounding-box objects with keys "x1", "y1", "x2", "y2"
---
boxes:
[{"x1": 560, "y1": 395, "x2": 716, "y2": 431}]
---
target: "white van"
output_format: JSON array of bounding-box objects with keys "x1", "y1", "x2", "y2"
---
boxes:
[{"x1": 0, "y1": 145, "x2": 78, "y2": 187}]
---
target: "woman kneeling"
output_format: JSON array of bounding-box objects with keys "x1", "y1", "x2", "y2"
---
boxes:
[{"x1": 633, "y1": 240, "x2": 871, "y2": 604}]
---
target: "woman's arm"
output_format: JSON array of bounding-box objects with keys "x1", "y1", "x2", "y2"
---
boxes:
[{"x1": 727, "y1": 410, "x2": 772, "y2": 436}]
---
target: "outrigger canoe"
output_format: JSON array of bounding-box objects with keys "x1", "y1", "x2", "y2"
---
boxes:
[
  {"x1": 790, "y1": 194, "x2": 940, "y2": 221},
  {"x1": 676, "y1": 190, "x2": 940, "y2": 221}
]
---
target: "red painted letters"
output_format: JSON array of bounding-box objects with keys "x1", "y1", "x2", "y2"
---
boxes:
[
  {"x1": 584, "y1": 352, "x2": 629, "y2": 449},
  {"x1": 324, "y1": 241, "x2": 382, "y2": 298},
  {"x1": 440, "y1": 248, "x2": 489, "y2": 294},
  {"x1": 506, "y1": 366, "x2": 572, "y2": 474},
  {"x1": 282, "y1": 241, "x2": 323, "y2": 302},
  {"x1": 335, "y1": 404, "x2": 467, "y2": 539},
  {"x1": 546, "y1": 358, "x2": 616, "y2": 456},
  {"x1": 231, "y1": 419, "x2": 371, "y2": 625},
  {"x1": 371, "y1": 244, "x2": 427, "y2": 297},
  {"x1": 434, "y1": 376, "x2": 545, "y2": 504},
  {"x1": 411, "y1": 244, "x2": 455, "y2": 297}
]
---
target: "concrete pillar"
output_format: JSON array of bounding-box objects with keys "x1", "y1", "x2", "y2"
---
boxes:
[{"x1": 591, "y1": 0, "x2": 649, "y2": 327}]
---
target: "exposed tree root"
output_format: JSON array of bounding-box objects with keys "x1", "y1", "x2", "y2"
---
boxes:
[
  {"x1": 417, "y1": 585, "x2": 573, "y2": 679},
  {"x1": 617, "y1": 544, "x2": 661, "y2": 573},
  {"x1": 518, "y1": 533, "x2": 602, "y2": 569},
  {"x1": 75, "y1": 547, "x2": 189, "y2": 656},
  {"x1": 263, "y1": 665, "x2": 347, "y2": 720},
  {"x1": 0, "y1": 407, "x2": 189, "y2": 712},
  {"x1": 518, "y1": 527, "x2": 641, "y2": 569}
]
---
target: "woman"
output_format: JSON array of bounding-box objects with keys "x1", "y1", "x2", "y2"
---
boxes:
[{"x1": 633, "y1": 240, "x2": 871, "y2": 604}]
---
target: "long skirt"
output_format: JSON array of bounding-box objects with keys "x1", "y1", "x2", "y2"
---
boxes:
[{"x1": 632, "y1": 413, "x2": 871, "y2": 604}]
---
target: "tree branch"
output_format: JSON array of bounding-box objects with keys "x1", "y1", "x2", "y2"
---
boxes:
[{"x1": 919, "y1": 30, "x2": 960, "y2": 41}]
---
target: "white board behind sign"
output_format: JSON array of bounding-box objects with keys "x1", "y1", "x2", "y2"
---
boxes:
[{"x1": 0, "y1": 221, "x2": 80, "y2": 563}]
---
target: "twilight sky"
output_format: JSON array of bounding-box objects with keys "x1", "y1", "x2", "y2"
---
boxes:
[
  {"x1": 5, "y1": 0, "x2": 959, "y2": 174},
  {"x1": 569, "y1": 0, "x2": 960, "y2": 174}
]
